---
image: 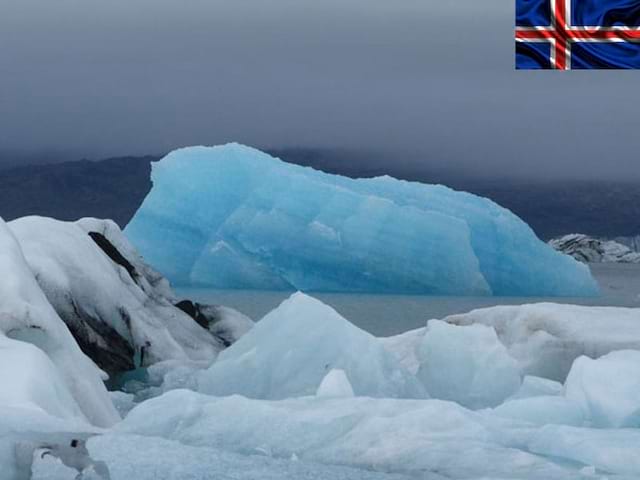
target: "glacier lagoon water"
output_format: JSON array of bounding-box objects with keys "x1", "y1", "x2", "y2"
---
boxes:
[{"x1": 177, "y1": 263, "x2": 640, "y2": 336}]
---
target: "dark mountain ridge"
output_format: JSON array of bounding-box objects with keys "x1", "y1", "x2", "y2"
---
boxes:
[{"x1": 1, "y1": 150, "x2": 638, "y2": 240}]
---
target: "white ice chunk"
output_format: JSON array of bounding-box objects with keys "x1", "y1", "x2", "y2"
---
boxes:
[
  {"x1": 316, "y1": 369, "x2": 355, "y2": 398},
  {"x1": 0, "y1": 217, "x2": 119, "y2": 427},
  {"x1": 0, "y1": 336, "x2": 85, "y2": 422},
  {"x1": 417, "y1": 320, "x2": 521, "y2": 409},
  {"x1": 198, "y1": 293, "x2": 425, "y2": 399},
  {"x1": 444, "y1": 303, "x2": 640, "y2": 382},
  {"x1": 564, "y1": 350, "x2": 640, "y2": 428}
]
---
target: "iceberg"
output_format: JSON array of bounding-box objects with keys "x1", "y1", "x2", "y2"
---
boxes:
[
  {"x1": 197, "y1": 293, "x2": 425, "y2": 399},
  {"x1": 0, "y1": 217, "x2": 119, "y2": 428},
  {"x1": 9, "y1": 216, "x2": 238, "y2": 376},
  {"x1": 0, "y1": 216, "x2": 117, "y2": 478},
  {"x1": 124, "y1": 144, "x2": 598, "y2": 296}
]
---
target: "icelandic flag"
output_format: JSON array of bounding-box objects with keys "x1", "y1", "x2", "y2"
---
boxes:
[{"x1": 516, "y1": 0, "x2": 640, "y2": 69}]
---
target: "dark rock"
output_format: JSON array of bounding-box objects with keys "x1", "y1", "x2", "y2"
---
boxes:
[{"x1": 88, "y1": 231, "x2": 139, "y2": 283}]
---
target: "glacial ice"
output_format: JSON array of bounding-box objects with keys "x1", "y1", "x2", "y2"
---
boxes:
[
  {"x1": 197, "y1": 293, "x2": 425, "y2": 399},
  {"x1": 564, "y1": 350, "x2": 640, "y2": 428},
  {"x1": 0, "y1": 217, "x2": 116, "y2": 478},
  {"x1": 9, "y1": 216, "x2": 226, "y2": 375},
  {"x1": 416, "y1": 320, "x2": 521, "y2": 408},
  {"x1": 444, "y1": 303, "x2": 640, "y2": 381},
  {"x1": 114, "y1": 389, "x2": 596, "y2": 480},
  {"x1": 88, "y1": 433, "x2": 414, "y2": 480},
  {"x1": 0, "y1": 336, "x2": 85, "y2": 422},
  {"x1": 124, "y1": 144, "x2": 598, "y2": 296},
  {"x1": 0, "y1": 217, "x2": 119, "y2": 428}
]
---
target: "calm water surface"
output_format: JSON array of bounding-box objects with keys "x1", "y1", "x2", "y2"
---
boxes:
[{"x1": 176, "y1": 263, "x2": 640, "y2": 337}]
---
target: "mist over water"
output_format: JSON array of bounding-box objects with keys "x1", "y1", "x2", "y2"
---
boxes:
[{"x1": 1, "y1": 0, "x2": 640, "y2": 180}]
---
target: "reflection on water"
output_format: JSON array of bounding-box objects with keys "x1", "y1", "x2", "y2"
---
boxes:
[{"x1": 176, "y1": 263, "x2": 640, "y2": 337}]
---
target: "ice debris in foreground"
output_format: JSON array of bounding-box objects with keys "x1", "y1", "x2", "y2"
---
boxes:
[
  {"x1": 3, "y1": 282, "x2": 640, "y2": 479},
  {"x1": 107, "y1": 342, "x2": 640, "y2": 478},
  {"x1": 125, "y1": 143, "x2": 597, "y2": 296},
  {"x1": 197, "y1": 293, "x2": 425, "y2": 399},
  {"x1": 111, "y1": 387, "x2": 639, "y2": 480},
  {"x1": 565, "y1": 350, "x2": 640, "y2": 428}
]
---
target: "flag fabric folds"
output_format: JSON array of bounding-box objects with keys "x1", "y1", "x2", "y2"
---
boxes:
[{"x1": 516, "y1": 0, "x2": 640, "y2": 69}]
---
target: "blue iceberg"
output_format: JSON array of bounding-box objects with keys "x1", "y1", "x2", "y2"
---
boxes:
[{"x1": 124, "y1": 144, "x2": 598, "y2": 296}]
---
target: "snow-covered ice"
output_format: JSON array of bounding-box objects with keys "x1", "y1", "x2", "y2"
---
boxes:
[
  {"x1": 416, "y1": 319, "x2": 522, "y2": 408},
  {"x1": 125, "y1": 144, "x2": 597, "y2": 296},
  {"x1": 9, "y1": 216, "x2": 225, "y2": 375},
  {"x1": 444, "y1": 303, "x2": 640, "y2": 381},
  {"x1": 0, "y1": 217, "x2": 119, "y2": 428},
  {"x1": 197, "y1": 293, "x2": 425, "y2": 399}
]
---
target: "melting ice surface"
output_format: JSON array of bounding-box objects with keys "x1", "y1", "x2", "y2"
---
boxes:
[{"x1": 125, "y1": 144, "x2": 597, "y2": 296}]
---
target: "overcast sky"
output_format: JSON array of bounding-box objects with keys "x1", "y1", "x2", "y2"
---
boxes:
[{"x1": 1, "y1": 0, "x2": 639, "y2": 180}]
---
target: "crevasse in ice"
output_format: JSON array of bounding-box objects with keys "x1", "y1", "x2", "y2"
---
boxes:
[{"x1": 124, "y1": 144, "x2": 598, "y2": 296}]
